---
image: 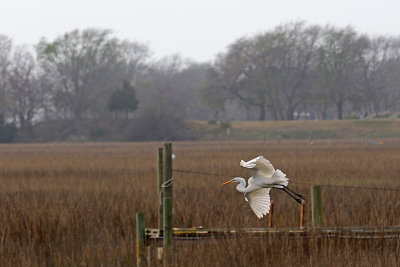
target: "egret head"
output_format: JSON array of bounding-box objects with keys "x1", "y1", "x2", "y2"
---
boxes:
[{"x1": 221, "y1": 177, "x2": 242, "y2": 186}]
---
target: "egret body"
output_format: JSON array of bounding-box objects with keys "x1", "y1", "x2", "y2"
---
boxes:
[{"x1": 221, "y1": 156, "x2": 304, "y2": 218}]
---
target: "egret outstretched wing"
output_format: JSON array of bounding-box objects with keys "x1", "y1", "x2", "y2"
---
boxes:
[
  {"x1": 240, "y1": 156, "x2": 275, "y2": 178},
  {"x1": 244, "y1": 188, "x2": 271, "y2": 218}
]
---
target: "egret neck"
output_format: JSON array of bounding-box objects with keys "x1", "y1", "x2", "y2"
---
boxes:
[{"x1": 233, "y1": 177, "x2": 255, "y2": 193}]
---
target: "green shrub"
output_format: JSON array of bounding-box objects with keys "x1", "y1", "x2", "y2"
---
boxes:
[
  {"x1": 0, "y1": 118, "x2": 17, "y2": 143},
  {"x1": 218, "y1": 121, "x2": 231, "y2": 129}
]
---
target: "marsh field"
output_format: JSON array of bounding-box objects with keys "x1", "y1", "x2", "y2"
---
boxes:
[{"x1": 1, "y1": 140, "x2": 400, "y2": 266}]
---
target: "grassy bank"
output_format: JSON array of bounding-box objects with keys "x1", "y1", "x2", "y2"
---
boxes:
[{"x1": 189, "y1": 119, "x2": 400, "y2": 141}]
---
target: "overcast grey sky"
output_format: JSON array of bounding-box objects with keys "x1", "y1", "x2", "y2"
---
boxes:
[{"x1": 1, "y1": 0, "x2": 399, "y2": 62}]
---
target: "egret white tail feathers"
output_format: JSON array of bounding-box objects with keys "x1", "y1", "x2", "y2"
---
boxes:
[{"x1": 271, "y1": 169, "x2": 289, "y2": 187}]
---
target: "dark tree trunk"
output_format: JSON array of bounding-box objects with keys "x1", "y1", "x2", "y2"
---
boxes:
[
  {"x1": 18, "y1": 114, "x2": 26, "y2": 129},
  {"x1": 322, "y1": 109, "x2": 327, "y2": 120},
  {"x1": 336, "y1": 100, "x2": 344, "y2": 120},
  {"x1": 245, "y1": 106, "x2": 251, "y2": 120},
  {"x1": 286, "y1": 108, "x2": 295, "y2": 120},
  {"x1": 214, "y1": 110, "x2": 220, "y2": 121},
  {"x1": 270, "y1": 106, "x2": 279, "y2": 120},
  {"x1": 372, "y1": 98, "x2": 380, "y2": 117},
  {"x1": 258, "y1": 105, "x2": 266, "y2": 121}
]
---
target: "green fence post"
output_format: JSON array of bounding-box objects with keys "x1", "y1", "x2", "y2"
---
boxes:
[
  {"x1": 311, "y1": 185, "x2": 322, "y2": 228},
  {"x1": 163, "y1": 143, "x2": 173, "y2": 265}
]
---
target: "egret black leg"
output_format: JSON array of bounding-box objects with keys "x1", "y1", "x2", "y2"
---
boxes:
[
  {"x1": 278, "y1": 187, "x2": 304, "y2": 205},
  {"x1": 283, "y1": 185, "x2": 305, "y2": 200}
]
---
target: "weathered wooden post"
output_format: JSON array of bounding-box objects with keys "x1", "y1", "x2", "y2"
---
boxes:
[
  {"x1": 311, "y1": 185, "x2": 322, "y2": 228},
  {"x1": 136, "y1": 213, "x2": 146, "y2": 267},
  {"x1": 157, "y1": 147, "x2": 164, "y2": 233},
  {"x1": 268, "y1": 200, "x2": 274, "y2": 228},
  {"x1": 299, "y1": 201, "x2": 305, "y2": 228},
  {"x1": 157, "y1": 147, "x2": 164, "y2": 262},
  {"x1": 163, "y1": 143, "x2": 173, "y2": 264}
]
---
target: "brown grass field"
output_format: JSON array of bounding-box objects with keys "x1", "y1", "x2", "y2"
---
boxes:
[{"x1": 1, "y1": 140, "x2": 400, "y2": 266}]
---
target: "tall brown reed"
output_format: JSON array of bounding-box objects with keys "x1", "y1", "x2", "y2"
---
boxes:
[{"x1": 1, "y1": 140, "x2": 400, "y2": 266}]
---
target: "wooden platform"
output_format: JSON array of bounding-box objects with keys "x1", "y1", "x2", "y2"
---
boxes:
[{"x1": 146, "y1": 226, "x2": 400, "y2": 244}]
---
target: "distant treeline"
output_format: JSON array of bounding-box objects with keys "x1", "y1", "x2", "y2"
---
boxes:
[
  {"x1": 0, "y1": 22, "x2": 399, "y2": 142},
  {"x1": 201, "y1": 22, "x2": 400, "y2": 121}
]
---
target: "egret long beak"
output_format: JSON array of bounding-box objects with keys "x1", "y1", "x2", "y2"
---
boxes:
[{"x1": 221, "y1": 180, "x2": 233, "y2": 186}]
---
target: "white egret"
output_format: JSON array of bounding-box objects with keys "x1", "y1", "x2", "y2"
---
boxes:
[{"x1": 221, "y1": 156, "x2": 304, "y2": 219}]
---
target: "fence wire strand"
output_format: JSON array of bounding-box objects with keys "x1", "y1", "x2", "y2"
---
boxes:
[{"x1": 172, "y1": 168, "x2": 400, "y2": 192}]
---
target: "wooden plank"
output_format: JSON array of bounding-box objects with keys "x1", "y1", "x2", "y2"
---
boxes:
[{"x1": 145, "y1": 226, "x2": 400, "y2": 241}]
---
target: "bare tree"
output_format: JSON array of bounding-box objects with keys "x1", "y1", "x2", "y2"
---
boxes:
[
  {"x1": 203, "y1": 23, "x2": 321, "y2": 120},
  {"x1": 7, "y1": 46, "x2": 43, "y2": 138},
  {"x1": 310, "y1": 61, "x2": 331, "y2": 120},
  {"x1": 355, "y1": 36, "x2": 391, "y2": 116},
  {"x1": 138, "y1": 55, "x2": 186, "y2": 118},
  {"x1": 270, "y1": 22, "x2": 321, "y2": 120},
  {"x1": 198, "y1": 65, "x2": 229, "y2": 119},
  {"x1": 0, "y1": 35, "x2": 12, "y2": 118},
  {"x1": 36, "y1": 29, "x2": 149, "y2": 121},
  {"x1": 318, "y1": 26, "x2": 367, "y2": 119},
  {"x1": 208, "y1": 38, "x2": 274, "y2": 120},
  {"x1": 379, "y1": 38, "x2": 400, "y2": 113}
]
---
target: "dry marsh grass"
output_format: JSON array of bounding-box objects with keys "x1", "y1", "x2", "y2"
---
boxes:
[{"x1": 1, "y1": 140, "x2": 400, "y2": 266}]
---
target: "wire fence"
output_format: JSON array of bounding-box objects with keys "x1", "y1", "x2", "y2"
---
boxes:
[{"x1": 172, "y1": 168, "x2": 400, "y2": 192}]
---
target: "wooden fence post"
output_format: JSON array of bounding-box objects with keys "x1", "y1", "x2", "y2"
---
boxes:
[
  {"x1": 299, "y1": 201, "x2": 305, "y2": 228},
  {"x1": 136, "y1": 213, "x2": 146, "y2": 267},
  {"x1": 268, "y1": 200, "x2": 274, "y2": 228},
  {"x1": 157, "y1": 147, "x2": 164, "y2": 234},
  {"x1": 163, "y1": 143, "x2": 173, "y2": 264},
  {"x1": 311, "y1": 185, "x2": 322, "y2": 228}
]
